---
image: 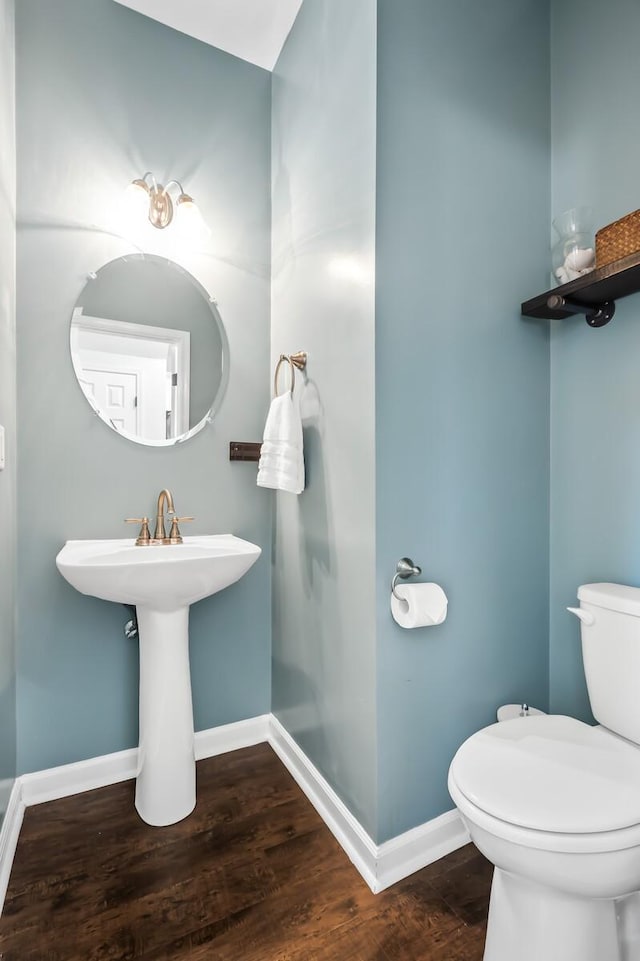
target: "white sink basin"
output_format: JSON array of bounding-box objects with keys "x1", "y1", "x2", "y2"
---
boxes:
[
  {"x1": 56, "y1": 535, "x2": 261, "y2": 611},
  {"x1": 55, "y1": 533, "x2": 261, "y2": 828}
]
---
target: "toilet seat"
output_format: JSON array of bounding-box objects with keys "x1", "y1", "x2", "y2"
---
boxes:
[
  {"x1": 448, "y1": 770, "x2": 640, "y2": 854},
  {"x1": 449, "y1": 714, "x2": 640, "y2": 839}
]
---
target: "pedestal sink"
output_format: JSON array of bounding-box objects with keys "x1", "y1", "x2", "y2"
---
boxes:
[{"x1": 56, "y1": 535, "x2": 261, "y2": 826}]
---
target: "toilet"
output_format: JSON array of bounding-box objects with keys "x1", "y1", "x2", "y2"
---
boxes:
[{"x1": 448, "y1": 583, "x2": 640, "y2": 961}]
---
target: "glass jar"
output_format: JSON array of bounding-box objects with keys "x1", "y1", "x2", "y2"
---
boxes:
[{"x1": 552, "y1": 206, "x2": 596, "y2": 287}]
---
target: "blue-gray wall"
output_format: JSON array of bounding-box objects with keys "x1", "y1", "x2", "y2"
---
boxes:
[
  {"x1": 550, "y1": 0, "x2": 640, "y2": 718},
  {"x1": 13, "y1": 0, "x2": 632, "y2": 851},
  {"x1": 271, "y1": 0, "x2": 378, "y2": 835},
  {"x1": 375, "y1": 0, "x2": 551, "y2": 841},
  {"x1": 0, "y1": 0, "x2": 16, "y2": 821},
  {"x1": 16, "y1": 0, "x2": 272, "y2": 774}
]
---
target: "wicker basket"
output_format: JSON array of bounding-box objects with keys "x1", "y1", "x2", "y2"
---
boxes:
[{"x1": 596, "y1": 209, "x2": 640, "y2": 268}]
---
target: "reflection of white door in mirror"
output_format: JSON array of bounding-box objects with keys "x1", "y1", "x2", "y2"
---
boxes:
[
  {"x1": 71, "y1": 309, "x2": 190, "y2": 441},
  {"x1": 79, "y1": 369, "x2": 139, "y2": 434}
]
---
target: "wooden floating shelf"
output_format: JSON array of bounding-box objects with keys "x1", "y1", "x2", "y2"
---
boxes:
[{"x1": 521, "y1": 249, "x2": 640, "y2": 326}]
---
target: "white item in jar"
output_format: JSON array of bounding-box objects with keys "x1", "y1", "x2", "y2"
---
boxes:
[{"x1": 565, "y1": 246, "x2": 595, "y2": 271}]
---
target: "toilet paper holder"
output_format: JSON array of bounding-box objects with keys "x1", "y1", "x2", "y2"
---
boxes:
[{"x1": 391, "y1": 557, "x2": 422, "y2": 599}]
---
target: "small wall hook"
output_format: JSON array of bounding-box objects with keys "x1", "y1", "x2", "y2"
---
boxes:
[{"x1": 391, "y1": 557, "x2": 422, "y2": 599}]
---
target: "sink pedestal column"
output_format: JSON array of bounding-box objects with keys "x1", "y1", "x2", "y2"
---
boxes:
[{"x1": 135, "y1": 606, "x2": 196, "y2": 826}]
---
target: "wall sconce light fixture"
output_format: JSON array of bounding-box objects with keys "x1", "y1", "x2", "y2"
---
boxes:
[{"x1": 125, "y1": 172, "x2": 209, "y2": 235}]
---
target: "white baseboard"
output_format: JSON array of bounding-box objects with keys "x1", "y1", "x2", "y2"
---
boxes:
[
  {"x1": 375, "y1": 809, "x2": 470, "y2": 892},
  {"x1": 20, "y1": 747, "x2": 138, "y2": 807},
  {"x1": 268, "y1": 715, "x2": 380, "y2": 890},
  {"x1": 195, "y1": 714, "x2": 271, "y2": 761},
  {"x1": 0, "y1": 780, "x2": 25, "y2": 915},
  {"x1": 19, "y1": 715, "x2": 272, "y2": 808},
  {"x1": 268, "y1": 715, "x2": 469, "y2": 893},
  {"x1": 0, "y1": 712, "x2": 468, "y2": 913}
]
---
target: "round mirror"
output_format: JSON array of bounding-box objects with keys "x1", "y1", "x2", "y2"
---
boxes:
[{"x1": 70, "y1": 254, "x2": 228, "y2": 446}]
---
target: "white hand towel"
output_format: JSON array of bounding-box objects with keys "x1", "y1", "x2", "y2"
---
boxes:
[{"x1": 257, "y1": 393, "x2": 305, "y2": 494}]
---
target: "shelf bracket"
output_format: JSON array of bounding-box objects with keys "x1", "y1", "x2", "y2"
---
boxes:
[{"x1": 546, "y1": 293, "x2": 616, "y2": 328}]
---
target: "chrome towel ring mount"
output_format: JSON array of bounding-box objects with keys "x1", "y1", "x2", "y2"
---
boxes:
[{"x1": 274, "y1": 351, "x2": 308, "y2": 397}]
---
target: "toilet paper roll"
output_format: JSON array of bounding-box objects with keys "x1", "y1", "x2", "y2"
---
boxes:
[{"x1": 391, "y1": 583, "x2": 448, "y2": 629}]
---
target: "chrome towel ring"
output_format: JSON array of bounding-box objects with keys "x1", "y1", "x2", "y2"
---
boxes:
[{"x1": 274, "y1": 350, "x2": 308, "y2": 397}]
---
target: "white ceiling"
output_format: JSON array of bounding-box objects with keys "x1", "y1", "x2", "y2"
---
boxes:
[{"x1": 114, "y1": 0, "x2": 304, "y2": 71}]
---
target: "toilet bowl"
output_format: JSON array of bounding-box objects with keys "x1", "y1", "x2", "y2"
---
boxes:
[{"x1": 448, "y1": 583, "x2": 640, "y2": 961}]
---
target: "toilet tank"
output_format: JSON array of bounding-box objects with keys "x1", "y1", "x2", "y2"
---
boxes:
[{"x1": 576, "y1": 583, "x2": 640, "y2": 744}]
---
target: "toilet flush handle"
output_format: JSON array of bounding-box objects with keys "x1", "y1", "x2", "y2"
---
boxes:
[{"x1": 567, "y1": 607, "x2": 595, "y2": 626}]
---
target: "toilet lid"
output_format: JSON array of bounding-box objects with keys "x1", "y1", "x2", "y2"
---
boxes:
[{"x1": 450, "y1": 715, "x2": 640, "y2": 834}]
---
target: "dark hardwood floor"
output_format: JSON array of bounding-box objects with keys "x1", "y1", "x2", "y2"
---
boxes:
[{"x1": 0, "y1": 744, "x2": 491, "y2": 960}]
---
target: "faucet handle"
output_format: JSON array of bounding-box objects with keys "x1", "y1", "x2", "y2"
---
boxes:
[
  {"x1": 125, "y1": 517, "x2": 151, "y2": 546},
  {"x1": 168, "y1": 516, "x2": 194, "y2": 544}
]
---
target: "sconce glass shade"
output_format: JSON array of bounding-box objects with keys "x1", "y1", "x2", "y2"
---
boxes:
[
  {"x1": 176, "y1": 194, "x2": 211, "y2": 239},
  {"x1": 124, "y1": 178, "x2": 150, "y2": 216}
]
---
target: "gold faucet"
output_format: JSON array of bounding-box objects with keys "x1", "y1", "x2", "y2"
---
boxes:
[
  {"x1": 125, "y1": 488, "x2": 193, "y2": 545},
  {"x1": 154, "y1": 488, "x2": 176, "y2": 541}
]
